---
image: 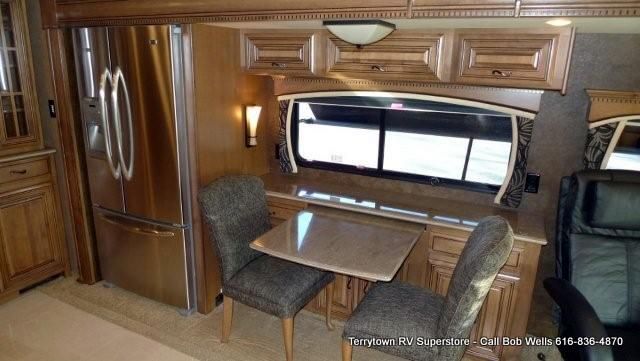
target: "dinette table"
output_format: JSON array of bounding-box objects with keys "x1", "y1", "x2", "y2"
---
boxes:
[{"x1": 250, "y1": 205, "x2": 425, "y2": 282}]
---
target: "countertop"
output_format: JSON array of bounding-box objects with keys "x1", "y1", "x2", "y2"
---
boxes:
[{"x1": 261, "y1": 172, "x2": 548, "y2": 245}]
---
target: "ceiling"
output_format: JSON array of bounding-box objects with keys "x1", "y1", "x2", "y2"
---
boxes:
[{"x1": 211, "y1": 17, "x2": 640, "y2": 33}]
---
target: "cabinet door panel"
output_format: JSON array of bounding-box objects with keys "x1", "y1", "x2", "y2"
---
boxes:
[
  {"x1": 243, "y1": 32, "x2": 317, "y2": 76},
  {"x1": 0, "y1": 184, "x2": 62, "y2": 288},
  {"x1": 326, "y1": 33, "x2": 445, "y2": 81},
  {"x1": 453, "y1": 28, "x2": 574, "y2": 90},
  {"x1": 426, "y1": 252, "x2": 518, "y2": 361},
  {"x1": 316, "y1": 274, "x2": 354, "y2": 318}
]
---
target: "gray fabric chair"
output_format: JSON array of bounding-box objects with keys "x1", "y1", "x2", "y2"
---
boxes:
[
  {"x1": 198, "y1": 175, "x2": 335, "y2": 361},
  {"x1": 342, "y1": 216, "x2": 514, "y2": 361}
]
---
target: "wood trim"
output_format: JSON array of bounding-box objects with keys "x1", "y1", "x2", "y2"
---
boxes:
[
  {"x1": 519, "y1": 1, "x2": 640, "y2": 17},
  {"x1": 586, "y1": 89, "x2": 640, "y2": 123},
  {"x1": 40, "y1": 0, "x2": 640, "y2": 28},
  {"x1": 272, "y1": 77, "x2": 543, "y2": 113},
  {"x1": 45, "y1": 28, "x2": 99, "y2": 284}
]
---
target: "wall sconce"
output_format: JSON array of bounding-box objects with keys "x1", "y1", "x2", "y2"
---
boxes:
[{"x1": 245, "y1": 105, "x2": 262, "y2": 147}]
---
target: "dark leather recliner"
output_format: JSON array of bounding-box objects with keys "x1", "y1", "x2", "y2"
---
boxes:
[{"x1": 544, "y1": 170, "x2": 640, "y2": 361}]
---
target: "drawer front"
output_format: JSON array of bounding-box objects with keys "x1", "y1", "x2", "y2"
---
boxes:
[
  {"x1": 453, "y1": 30, "x2": 572, "y2": 89},
  {"x1": 268, "y1": 205, "x2": 299, "y2": 222},
  {"x1": 326, "y1": 34, "x2": 444, "y2": 81},
  {"x1": 428, "y1": 227, "x2": 523, "y2": 274},
  {"x1": 0, "y1": 158, "x2": 50, "y2": 186},
  {"x1": 243, "y1": 33, "x2": 316, "y2": 75}
]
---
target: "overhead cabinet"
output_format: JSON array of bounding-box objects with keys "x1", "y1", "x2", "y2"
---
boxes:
[
  {"x1": 452, "y1": 28, "x2": 575, "y2": 90},
  {"x1": 242, "y1": 32, "x2": 319, "y2": 76},
  {"x1": 325, "y1": 32, "x2": 447, "y2": 82},
  {"x1": 240, "y1": 28, "x2": 575, "y2": 92}
]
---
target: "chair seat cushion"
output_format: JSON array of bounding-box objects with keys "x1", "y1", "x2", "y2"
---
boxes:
[
  {"x1": 343, "y1": 282, "x2": 444, "y2": 361},
  {"x1": 223, "y1": 255, "x2": 334, "y2": 318},
  {"x1": 606, "y1": 327, "x2": 640, "y2": 361}
]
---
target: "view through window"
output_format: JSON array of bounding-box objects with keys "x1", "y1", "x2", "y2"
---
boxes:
[
  {"x1": 293, "y1": 96, "x2": 514, "y2": 192},
  {"x1": 606, "y1": 121, "x2": 640, "y2": 171}
]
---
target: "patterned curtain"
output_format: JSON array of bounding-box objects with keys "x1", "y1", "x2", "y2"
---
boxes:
[
  {"x1": 499, "y1": 116, "x2": 534, "y2": 208},
  {"x1": 278, "y1": 99, "x2": 295, "y2": 173},
  {"x1": 584, "y1": 123, "x2": 618, "y2": 170}
]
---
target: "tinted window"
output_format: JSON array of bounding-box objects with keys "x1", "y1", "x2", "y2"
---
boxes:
[
  {"x1": 606, "y1": 121, "x2": 640, "y2": 171},
  {"x1": 293, "y1": 97, "x2": 513, "y2": 192}
]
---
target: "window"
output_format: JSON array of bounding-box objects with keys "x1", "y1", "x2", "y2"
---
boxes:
[
  {"x1": 292, "y1": 96, "x2": 514, "y2": 193},
  {"x1": 606, "y1": 121, "x2": 640, "y2": 171}
]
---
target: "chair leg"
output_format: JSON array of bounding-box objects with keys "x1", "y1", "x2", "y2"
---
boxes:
[
  {"x1": 342, "y1": 339, "x2": 353, "y2": 361},
  {"x1": 325, "y1": 281, "x2": 335, "y2": 330},
  {"x1": 282, "y1": 317, "x2": 294, "y2": 361},
  {"x1": 221, "y1": 296, "x2": 234, "y2": 343}
]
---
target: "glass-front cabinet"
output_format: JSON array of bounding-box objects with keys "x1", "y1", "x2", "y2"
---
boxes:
[{"x1": 0, "y1": 0, "x2": 40, "y2": 155}]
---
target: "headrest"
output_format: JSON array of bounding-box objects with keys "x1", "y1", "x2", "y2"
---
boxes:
[{"x1": 589, "y1": 181, "x2": 640, "y2": 230}]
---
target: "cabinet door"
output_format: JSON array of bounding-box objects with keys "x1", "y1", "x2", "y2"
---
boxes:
[
  {"x1": 427, "y1": 253, "x2": 518, "y2": 361},
  {"x1": 326, "y1": 32, "x2": 446, "y2": 81},
  {"x1": 452, "y1": 28, "x2": 574, "y2": 90},
  {"x1": 0, "y1": 0, "x2": 42, "y2": 155},
  {"x1": 0, "y1": 183, "x2": 63, "y2": 289},
  {"x1": 242, "y1": 32, "x2": 317, "y2": 76},
  {"x1": 316, "y1": 274, "x2": 354, "y2": 319}
]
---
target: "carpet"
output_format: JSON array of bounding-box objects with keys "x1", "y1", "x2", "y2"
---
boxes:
[{"x1": 39, "y1": 277, "x2": 561, "y2": 361}]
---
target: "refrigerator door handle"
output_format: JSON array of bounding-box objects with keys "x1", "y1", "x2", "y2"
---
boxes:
[
  {"x1": 98, "y1": 67, "x2": 121, "y2": 179},
  {"x1": 112, "y1": 66, "x2": 135, "y2": 181},
  {"x1": 97, "y1": 212, "x2": 176, "y2": 237}
]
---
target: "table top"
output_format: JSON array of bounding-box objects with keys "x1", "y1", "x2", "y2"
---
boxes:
[{"x1": 250, "y1": 206, "x2": 425, "y2": 282}]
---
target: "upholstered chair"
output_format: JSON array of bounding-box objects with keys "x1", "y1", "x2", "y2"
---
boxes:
[
  {"x1": 545, "y1": 170, "x2": 640, "y2": 361},
  {"x1": 199, "y1": 175, "x2": 335, "y2": 361},
  {"x1": 342, "y1": 216, "x2": 514, "y2": 361}
]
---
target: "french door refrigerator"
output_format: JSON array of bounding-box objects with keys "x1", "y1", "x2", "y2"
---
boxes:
[{"x1": 72, "y1": 25, "x2": 195, "y2": 313}]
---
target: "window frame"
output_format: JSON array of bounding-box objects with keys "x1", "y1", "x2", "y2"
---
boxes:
[{"x1": 291, "y1": 101, "x2": 511, "y2": 194}]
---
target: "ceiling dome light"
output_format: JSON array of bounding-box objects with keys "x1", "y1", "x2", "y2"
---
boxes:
[
  {"x1": 545, "y1": 18, "x2": 572, "y2": 27},
  {"x1": 323, "y1": 20, "x2": 396, "y2": 47}
]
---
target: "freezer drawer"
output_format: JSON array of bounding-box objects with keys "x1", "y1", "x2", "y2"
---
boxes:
[{"x1": 94, "y1": 208, "x2": 192, "y2": 310}]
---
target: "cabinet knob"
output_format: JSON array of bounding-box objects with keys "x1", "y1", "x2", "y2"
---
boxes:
[
  {"x1": 271, "y1": 62, "x2": 287, "y2": 68},
  {"x1": 492, "y1": 69, "x2": 512, "y2": 78},
  {"x1": 10, "y1": 169, "x2": 27, "y2": 175},
  {"x1": 371, "y1": 64, "x2": 386, "y2": 72}
]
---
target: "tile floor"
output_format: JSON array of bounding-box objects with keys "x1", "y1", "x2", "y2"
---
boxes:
[{"x1": 0, "y1": 291, "x2": 196, "y2": 361}]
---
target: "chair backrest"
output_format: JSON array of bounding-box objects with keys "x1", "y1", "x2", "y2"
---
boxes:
[
  {"x1": 436, "y1": 216, "x2": 513, "y2": 360},
  {"x1": 198, "y1": 175, "x2": 271, "y2": 284},
  {"x1": 556, "y1": 170, "x2": 640, "y2": 327}
]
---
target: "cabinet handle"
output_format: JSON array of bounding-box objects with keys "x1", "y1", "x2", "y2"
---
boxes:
[
  {"x1": 371, "y1": 64, "x2": 386, "y2": 72},
  {"x1": 271, "y1": 62, "x2": 287, "y2": 68},
  {"x1": 10, "y1": 169, "x2": 27, "y2": 175},
  {"x1": 492, "y1": 70, "x2": 512, "y2": 77},
  {"x1": 346, "y1": 277, "x2": 352, "y2": 290}
]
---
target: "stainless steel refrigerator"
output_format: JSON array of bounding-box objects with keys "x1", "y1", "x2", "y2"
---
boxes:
[{"x1": 72, "y1": 25, "x2": 195, "y2": 313}]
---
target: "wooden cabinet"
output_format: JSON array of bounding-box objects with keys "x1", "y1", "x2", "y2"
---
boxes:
[
  {"x1": 241, "y1": 32, "x2": 319, "y2": 76},
  {"x1": 325, "y1": 32, "x2": 448, "y2": 82},
  {"x1": 266, "y1": 196, "x2": 306, "y2": 227},
  {"x1": 241, "y1": 28, "x2": 574, "y2": 92},
  {"x1": 0, "y1": 151, "x2": 67, "y2": 302},
  {"x1": 0, "y1": 0, "x2": 42, "y2": 156},
  {"x1": 397, "y1": 225, "x2": 536, "y2": 361},
  {"x1": 452, "y1": 28, "x2": 575, "y2": 91}
]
